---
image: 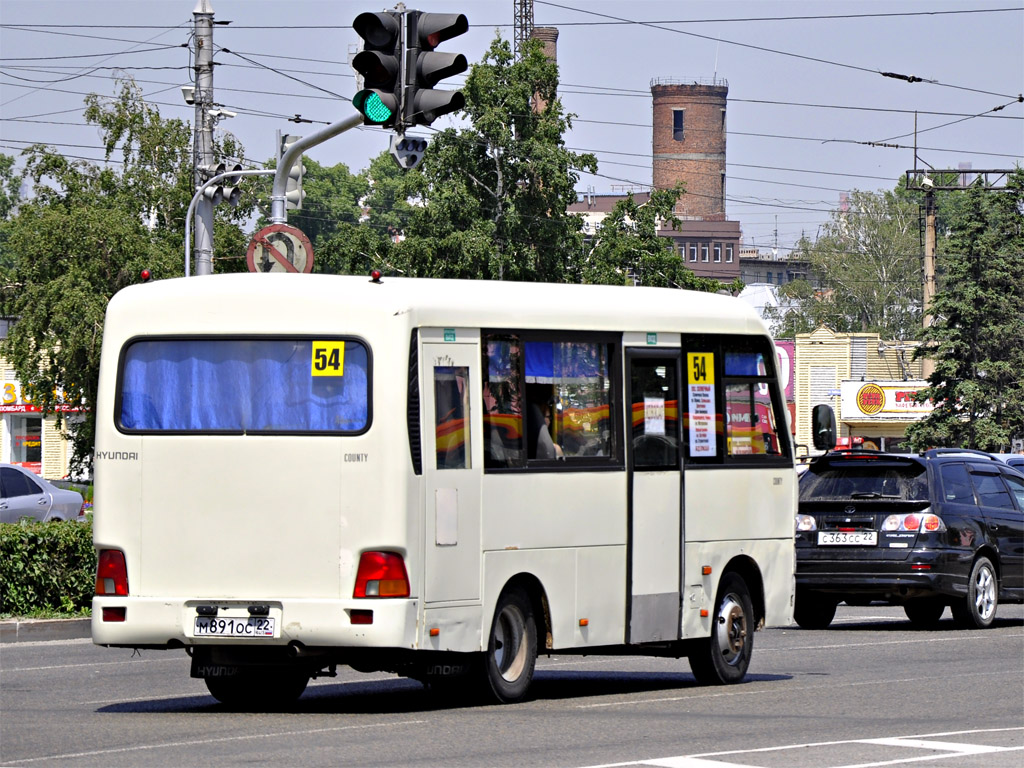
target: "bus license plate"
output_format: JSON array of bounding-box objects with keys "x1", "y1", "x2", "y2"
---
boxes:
[
  {"x1": 194, "y1": 616, "x2": 276, "y2": 638},
  {"x1": 818, "y1": 531, "x2": 877, "y2": 546}
]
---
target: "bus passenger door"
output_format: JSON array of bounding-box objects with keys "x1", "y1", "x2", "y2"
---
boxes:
[
  {"x1": 422, "y1": 336, "x2": 482, "y2": 605},
  {"x1": 626, "y1": 350, "x2": 682, "y2": 644}
]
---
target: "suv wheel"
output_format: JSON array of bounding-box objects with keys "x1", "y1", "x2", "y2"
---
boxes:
[
  {"x1": 951, "y1": 556, "x2": 998, "y2": 629},
  {"x1": 793, "y1": 592, "x2": 837, "y2": 630}
]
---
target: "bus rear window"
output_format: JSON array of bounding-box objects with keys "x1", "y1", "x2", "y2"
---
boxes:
[{"x1": 117, "y1": 338, "x2": 370, "y2": 434}]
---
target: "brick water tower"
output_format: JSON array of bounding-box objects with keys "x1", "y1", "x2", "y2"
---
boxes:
[
  {"x1": 651, "y1": 77, "x2": 728, "y2": 218},
  {"x1": 650, "y1": 77, "x2": 738, "y2": 281}
]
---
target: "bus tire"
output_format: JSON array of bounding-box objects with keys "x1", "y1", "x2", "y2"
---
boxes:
[
  {"x1": 483, "y1": 586, "x2": 537, "y2": 703},
  {"x1": 688, "y1": 573, "x2": 753, "y2": 686},
  {"x1": 204, "y1": 670, "x2": 309, "y2": 709}
]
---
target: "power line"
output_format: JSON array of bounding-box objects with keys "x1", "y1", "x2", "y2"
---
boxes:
[
  {"x1": 0, "y1": 43, "x2": 185, "y2": 62},
  {"x1": 5, "y1": 7, "x2": 1017, "y2": 30},
  {"x1": 215, "y1": 46, "x2": 350, "y2": 102},
  {"x1": 536, "y1": 1, "x2": 1023, "y2": 101}
]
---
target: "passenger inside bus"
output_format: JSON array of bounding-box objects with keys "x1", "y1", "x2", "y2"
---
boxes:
[{"x1": 526, "y1": 386, "x2": 563, "y2": 460}]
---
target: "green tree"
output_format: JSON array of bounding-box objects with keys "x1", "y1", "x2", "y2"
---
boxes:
[
  {"x1": 365, "y1": 35, "x2": 599, "y2": 281},
  {"x1": 0, "y1": 154, "x2": 21, "y2": 222},
  {"x1": 0, "y1": 79, "x2": 250, "y2": 471},
  {"x1": 905, "y1": 169, "x2": 1024, "y2": 451},
  {"x1": 767, "y1": 189, "x2": 921, "y2": 340},
  {"x1": 580, "y1": 187, "x2": 736, "y2": 293}
]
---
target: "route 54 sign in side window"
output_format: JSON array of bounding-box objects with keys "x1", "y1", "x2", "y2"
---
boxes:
[{"x1": 687, "y1": 352, "x2": 717, "y2": 457}]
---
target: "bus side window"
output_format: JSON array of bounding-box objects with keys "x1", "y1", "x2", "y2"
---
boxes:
[
  {"x1": 434, "y1": 366, "x2": 471, "y2": 470},
  {"x1": 723, "y1": 349, "x2": 787, "y2": 460},
  {"x1": 482, "y1": 336, "x2": 524, "y2": 468}
]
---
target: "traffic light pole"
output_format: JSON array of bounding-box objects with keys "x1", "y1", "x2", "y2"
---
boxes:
[
  {"x1": 270, "y1": 111, "x2": 363, "y2": 224},
  {"x1": 192, "y1": 0, "x2": 216, "y2": 276},
  {"x1": 186, "y1": 169, "x2": 273, "y2": 277}
]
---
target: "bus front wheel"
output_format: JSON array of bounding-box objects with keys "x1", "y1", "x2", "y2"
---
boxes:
[
  {"x1": 482, "y1": 586, "x2": 538, "y2": 703},
  {"x1": 688, "y1": 573, "x2": 753, "y2": 686}
]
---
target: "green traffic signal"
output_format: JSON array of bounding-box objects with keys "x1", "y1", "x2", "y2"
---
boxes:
[
  {"x1": 352, "y1": 10, "x2": 402, "y2": 128},
  {"x1": 353, "y1": 89, "x2": 397, "y2": 125}
]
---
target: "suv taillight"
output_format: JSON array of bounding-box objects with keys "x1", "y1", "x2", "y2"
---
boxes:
[
  {"x1": 353, "y1": 551, "x2": 410, "y2": 598},
  {"x1": 883, "y1": 512, "x2": 946, "y2": 532},
  {"x1": 95, "y1": 549, "x2": 129, "y2": 596}
]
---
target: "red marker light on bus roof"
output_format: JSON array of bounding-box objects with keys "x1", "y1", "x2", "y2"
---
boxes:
[
  {"x1": 369, "y1": 270, "x2": 382, "y2": 283},
  {"x1": 140, "y1": 268, "x2": 152, "y2": 282}
]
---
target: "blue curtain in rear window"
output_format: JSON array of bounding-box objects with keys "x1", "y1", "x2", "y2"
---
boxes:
[
  {"x1": 120, "y1": 339, "x2": 369, "y2": 433},
  {"x1": 724, "y1": 352, "x2": 766, "y2": 377}
]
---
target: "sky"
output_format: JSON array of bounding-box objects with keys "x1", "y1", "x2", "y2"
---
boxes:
[{"x1": 1, "y1": 0, "x2": 1022, "y2": 257}]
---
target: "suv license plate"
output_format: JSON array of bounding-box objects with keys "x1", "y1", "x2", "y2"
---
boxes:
[
  {"x1": 818, "y1": 531, "x2": 878, "y2": 546},
  {"x1": 194, "y1": 616, "x2": 276, "y2": 638}
]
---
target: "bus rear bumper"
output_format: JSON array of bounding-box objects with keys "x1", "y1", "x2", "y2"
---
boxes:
[{"x1": 91, "y1": 596, "x2": 420, "y2": 650}]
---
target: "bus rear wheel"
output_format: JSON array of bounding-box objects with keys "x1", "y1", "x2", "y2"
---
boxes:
[
  {"x1": 482, "y1": 586, "x2": 537, "y2": 703},
  {"x1": 688, "y1": 573, "x2": 753, "y2": 686},
  {"x1": 205, "y1": 669, "x2": 309, "y2": 709}
]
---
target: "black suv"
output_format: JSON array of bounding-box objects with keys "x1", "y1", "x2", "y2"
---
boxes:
[{"x1": 795, "y1": 449, "x2": 1024, "y2": 629}]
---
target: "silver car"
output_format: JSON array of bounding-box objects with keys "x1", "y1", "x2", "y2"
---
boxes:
[
  {"x1": 996, "y1": 454, "x2": 1024, "y2": 470},
  {"x1": 0, "y1": 464, "x2": 85, "y2": 523}
]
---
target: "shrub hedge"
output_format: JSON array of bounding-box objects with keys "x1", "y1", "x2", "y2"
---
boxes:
[{"x1": 0, "y1": 518, "x2": 95, "y2": 615}]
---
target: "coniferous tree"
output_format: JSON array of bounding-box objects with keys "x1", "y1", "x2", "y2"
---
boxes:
[{"x1": 905, "y1": 169, "x2": 1024, "y2": 451}]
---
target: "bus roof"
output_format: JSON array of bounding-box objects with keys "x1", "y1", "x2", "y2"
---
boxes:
[{"x1": 106, "y1": 273, "x2": 769, "y2": 337}]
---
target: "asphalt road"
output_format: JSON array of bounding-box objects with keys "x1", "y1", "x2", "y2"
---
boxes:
[{"x1": 2, "y1": 604, "x2": 1022, "y2": 768}]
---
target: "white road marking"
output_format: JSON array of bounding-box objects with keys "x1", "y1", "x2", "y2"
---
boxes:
[
  {"x1": 575, "y1": 669, "x2": 1002, "y2": 709},
  {"x1": 575, "y1": 727, "x2": 1024, "y2": 768},
  {"x1": 3, "y1": 656, "x2": 180, "y2": 673},
  {"x1": 861, "y1": 736, "x2": 1012, "y2": 754},
  {"x1": 80, "y1": 675, "x2": 399, "y2": 704},
  {"x1": 3, "y1": 719, "x2": 429, "y2": 764}
]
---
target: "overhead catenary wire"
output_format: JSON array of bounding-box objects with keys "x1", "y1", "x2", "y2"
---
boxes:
[{"x1": 535, "y1": 0, "x2": 1023, "y2": 101}]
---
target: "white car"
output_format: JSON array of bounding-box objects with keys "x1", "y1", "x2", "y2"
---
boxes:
[{"x1": 0, "y1": 464, "x2": 85, "y2": 523}]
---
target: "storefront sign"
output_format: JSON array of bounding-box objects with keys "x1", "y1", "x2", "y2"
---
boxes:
[
  {"x1": 1, "y1": 382, "x2": 85, "y2": 412},
  {"x1": 840, "y1": 381, "x2": 933, "y2": 419}
]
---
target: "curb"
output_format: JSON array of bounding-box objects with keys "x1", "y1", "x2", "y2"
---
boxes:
[{"x1": 0, "y1": 618, "x2": 91, "y2": 643}]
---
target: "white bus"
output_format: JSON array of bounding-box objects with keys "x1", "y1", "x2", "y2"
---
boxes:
[{"x1": 92, "y1": 273, "x2": 797, "y2": 707}]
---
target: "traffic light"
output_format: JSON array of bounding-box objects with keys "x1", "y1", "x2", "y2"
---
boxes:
[
  {"x1": 406, "y1": 12, "x2": 468, "y2": 127},
  {"x1": 389, "y1": 134, "x2": 428, "y2": 170},
  {"x1": 279, "y1": 134, "x2": 306, "y2": 210},
  {"x1": 352, "y1": 11, "x2": 402, "y2": 127},
  {"x1": 200, "y1": 162, "x2": 243, "y2": 207}
]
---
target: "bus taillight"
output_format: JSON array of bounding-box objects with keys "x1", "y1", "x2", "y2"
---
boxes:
[
  {"x1": 95, "y1": 549, "x2": 129, "y2": 596},
  {"x1": 354, "y1": 551, "x2": 410, "y2": 598}
]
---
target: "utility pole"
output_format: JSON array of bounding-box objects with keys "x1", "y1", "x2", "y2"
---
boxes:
[
  {"x1": 922, "y1": 186, "x2": 936, "y2": 378},
  {"x1": 192, "y1": 0, "x2": 216, "y2": 276}
]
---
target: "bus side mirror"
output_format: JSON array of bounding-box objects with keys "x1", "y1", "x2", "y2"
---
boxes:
[{"x1": 811, "y1": 405, "x2": 836, "y2": 451}]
